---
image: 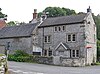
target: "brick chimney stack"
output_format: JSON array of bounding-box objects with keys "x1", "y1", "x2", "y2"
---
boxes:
[
  {"x1": 33, "y1": 9, "x2": 38, "y2": 19},
  {"x1": 0, "y1": 18, "x2": 6, "y2": 29}
]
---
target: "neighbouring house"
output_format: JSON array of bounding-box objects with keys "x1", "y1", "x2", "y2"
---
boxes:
[
  {"x1": 0, "y1": 18, "x2": 6, "y2": 29},
  {"x1": 38, "y1": 7, "x2": 97, "y2": 66},
  {"x1": 0, "y1": 22, "x2": 42, "y2": 55},
  {"x1": 0, "y1": 18, "x2": 6, "y2": 54},
  {"x1": 0, "y1": 10, "x2": 43, "y2": 55}
]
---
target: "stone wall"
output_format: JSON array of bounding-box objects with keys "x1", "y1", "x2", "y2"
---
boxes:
[
  {"x1": 0, "y1": 54, "x2": 8, "y2": 74},
  {"x1": 0, "y1": 37, "x2": 33, "y2": 54},
  {"x1": 60, "y1": 57, "x2": 85, "y2": 67},
  {"x1": 32, "y1": 56, "x2": 53, "y2": 65},
  {"x1": 0, "y1": 45, "x2": 5, "y2": 54},
  {"x1": 38, "y1": 24, "x2": 85, "y2": 51}
]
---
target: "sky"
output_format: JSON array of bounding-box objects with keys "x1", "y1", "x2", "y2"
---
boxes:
[{"x1": 0, "y1": 0, "x2": 100, "y2": 23}]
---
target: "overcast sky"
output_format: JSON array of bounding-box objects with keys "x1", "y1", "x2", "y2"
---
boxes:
[{"x1": 0, "y1": 0, "x2": 100, "y2": 23}]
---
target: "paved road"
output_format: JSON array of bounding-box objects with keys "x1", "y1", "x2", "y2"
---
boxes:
[{"x1": 8, "y1": 61, "x2": 100, "y2": 74}]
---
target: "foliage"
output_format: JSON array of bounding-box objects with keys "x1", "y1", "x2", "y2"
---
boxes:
[
  {"x1": 13, "y1": 50, "x2": 29, "y2": 57},
  {"x1": 8, "y1": 53, "x2": 53, "y2": 64},
  {"x1": 97, "y1": 40, "x2": 100, "y2": 60},
  {"x1": 8, "y1": 55, "x2": 30, "y2": 62},
  {"x1": 93, "y1": 14, "x2": 100, "y2": 40},
  {"x1": 62, "y1": 7, "x2": 76, "y2": 15},
  {"x1": 38, "y1": 7, "x2": 76, "y2": 18},
  {"x1": 7, "y1": 21, "x2": 18, "y2": 26},
  {"x1": 43, "y1": 7, "x2": 66, "y2": 17},
  {"x1": 0, "y1": 8, "x2": 7, "y2": 19}
]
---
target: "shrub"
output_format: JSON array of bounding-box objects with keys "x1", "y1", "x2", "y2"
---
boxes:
[
  {"x1": 13, "y1": 50, "x2": 29, "y2": 57},
  {"x1": 8, "y1": 54, "x2": 30, "y2": 62}
]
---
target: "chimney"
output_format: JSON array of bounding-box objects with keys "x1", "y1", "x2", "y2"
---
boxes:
[
  {"x1": 0, "y1": 18, "x2": 6, "y2": 29},
  {"x1": 33, "y1": 9, "x2": 38, "y2": 19},
  {"x1": 41, "y1": 12, "x2": 49, "y2": 21},
  {"x1": 87, "y1": 6, "x2": 92, "y2": 13}
]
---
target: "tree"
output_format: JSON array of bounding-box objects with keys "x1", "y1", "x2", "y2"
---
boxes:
[
  {"x1": 0, "y1": 8, "x2": 7, "y2": 19},
  {"x1": 7, "y1": 21, "x2": 17, "y2": 26},
  {"x1": 38, "y1": 7, "x2": 76, "y2": 18},
  {"x1": 43, "y1": 7, "x2": 66, "y2": 17},
  {"x1": 62, "y1": 7, "x2": 76, "y2": 15},
  {"x1": 97, "y1": 40, "x2": 100, "y2": 60},
  {"x1": 93, "y1": 14, "x2": 100, "y2": 40}
]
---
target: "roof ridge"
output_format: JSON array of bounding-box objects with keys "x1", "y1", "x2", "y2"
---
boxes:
[{"x1": 46, "y1": 13, "x2": 87, "y2": 19}]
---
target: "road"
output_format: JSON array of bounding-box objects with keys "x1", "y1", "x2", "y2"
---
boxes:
[{"x1": 8, "y1": 61, "x2": 100, "y2": 74}]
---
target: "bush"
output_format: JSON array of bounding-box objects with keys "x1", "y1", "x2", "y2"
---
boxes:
[
  {"x1": 8, "y1": 50, "x2": 30, "y2": 62},
  {"x1": 8, "y1": 54, "x2": 30, "y2": 62},
  {"x1": 13, "y1": 50, "x2": 29, "y2": 57}
]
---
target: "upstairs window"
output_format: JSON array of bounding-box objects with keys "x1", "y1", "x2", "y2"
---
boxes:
[
  {"x1": 54, "y1": 25, "x2": 66, "y2": 32},
  {"x1": 62, "y1": 26, "x2": 65, "y2": 31},
  {"x1": 72, "y1": 34, "x2": 76, "y2": 41},
  {"x1": 67, "y1": 34, "x2": 76, "y2": 42},
  {"x1": 44, "y1": 35, "x2": 51, "y2": 43},
  {"x1": 55, "y1": 27, "x2": 57, "y2": 31},
  {"x1": 58, "y1": 27, "x2": 61, "y2": 31},
  {"x1": 68, "y1": 35, "x2": 71, "y2": 41}
]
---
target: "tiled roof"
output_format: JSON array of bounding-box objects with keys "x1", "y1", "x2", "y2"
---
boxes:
[
  {"x1": 39, "y1": 14, "x2": 87, "y2": 27},
  {"x1": 0, "y1": 23, "x2": 38, "y2": 39}
]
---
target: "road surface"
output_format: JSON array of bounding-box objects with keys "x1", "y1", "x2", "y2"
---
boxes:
[{"x1": 8, "y1": 61, "x2": 100, "y2": 74}]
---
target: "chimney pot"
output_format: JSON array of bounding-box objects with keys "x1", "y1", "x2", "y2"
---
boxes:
[
  {"x1": 87, "y1": 6, "x2": 92, "y2": 13},
  {"x1": 33, "y1": 9, "x2": 38, "y2": 19}
]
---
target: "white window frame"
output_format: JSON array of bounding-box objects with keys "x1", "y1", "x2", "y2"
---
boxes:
[
  {"x1": 62, "y1": 25, "x2": 66, "y2": 31},
  {"x1": 54, "y1": 27, "x2": 57, "y2": 32},
  {"x1": 44, "y1": 35, "x2": 51, "y2": 43},
  {"x1": 67, "y1": 34, "x2": 76, "y2": 42},
  {"x1": 54, "y1": 25, "x2": 66, "y2": 32},
  {"x1": 72, "y1": 50, "x2": 79, "y2": 58}
]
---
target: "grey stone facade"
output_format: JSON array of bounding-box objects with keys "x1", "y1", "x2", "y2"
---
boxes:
[
  {"x1": 0, "y1": 37, "x2": 33, "y2": 54},
  {"x1": 0, "y1": 23, "x2": 41, "y2": 54},
  {"x1": 38, "y1": 10, "x2": 97, "y2": 66}
]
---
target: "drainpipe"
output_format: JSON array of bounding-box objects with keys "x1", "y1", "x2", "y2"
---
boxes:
[{"x1": 42, "y1": 27, "x2": 44, "y2": 56}]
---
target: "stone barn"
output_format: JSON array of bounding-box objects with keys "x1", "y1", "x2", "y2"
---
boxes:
[{"x1": 0, "y1": 23, "x2": 42, "y2": 55}]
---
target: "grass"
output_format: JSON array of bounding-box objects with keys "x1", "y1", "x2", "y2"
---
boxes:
[
  {"x1": 0, "y1": 54, "x2": 5, "y2": 56},
  {"x1": 95, "y1": 62, "x2": 100, "y2": 65}
]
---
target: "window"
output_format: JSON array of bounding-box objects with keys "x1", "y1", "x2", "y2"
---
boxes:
[
  {"x1": 58, "y1": 27, "x2": 61, "y2": 31},
  {"x1": 44, "y1": 35, "x2": 51, "y2": 43},
  {"x1": 72, "y1": 50, "x2": 75, "y2": 57},
  {"x1": 72, "y1": 50, "x2": 79, "y2": 58},
  {"x1": 54, "y1": 26, "x2": 65, "y2": 32},
  {"x1": 67, "y1": 34, "x2": 76, "y2": 42},
  {"x1": 68, "y1": 35, "x2": 71, "y2": 41},
  {"x1": 44, "y1": 36, "x2": 47, "y2": 43},
  {"x1": 48, "y1": 50, "x2": 52, "y2": 56},
  {"x1": 76, "y1": 50, "x2": 79, "y2": 57},
  {"x1": 62, "y1": 26, "x2": 65, "y2": 31},
  {"x1": 55, "y1": 27, "x2": 57, "y2": 31},
  {"x1": 72, "y1": 34, "x2": 76, "y2": 41},
  {"x1": 48, "y1": 36, "x2": 51, "y2": 42}
]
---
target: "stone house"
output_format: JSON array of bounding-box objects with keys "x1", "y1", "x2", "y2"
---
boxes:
[{"x1": 38, "y1": 7, "x2": 97, "y2": 66}]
